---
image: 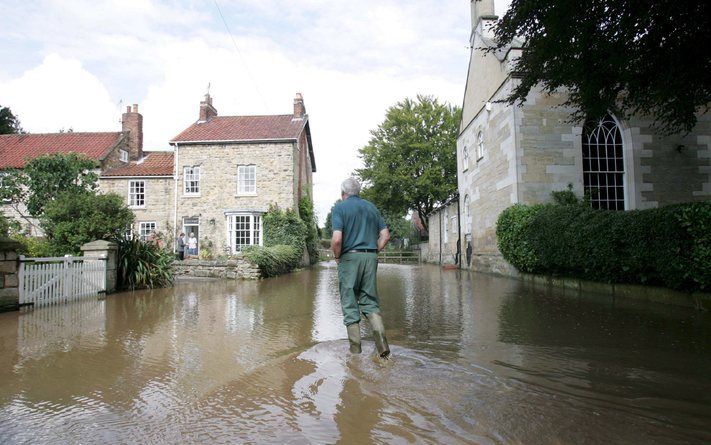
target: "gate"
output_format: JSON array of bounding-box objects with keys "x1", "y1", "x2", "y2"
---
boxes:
[{"x1": 18, "y1": 255, "x2": 107, "y2": 308}]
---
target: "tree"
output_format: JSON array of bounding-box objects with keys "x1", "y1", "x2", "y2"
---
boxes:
[
  {"x1": 492, "y1": 0, "x2": 711, "y2": 134},
  {"x1": 40, "y1": 191, "x2": 134, "y2": 255},
  {"x1": 323, "y1": 199, "x2": 341, "y2": 239},
  {"x1": 356, "y1": 95, "x2": 460, "y2": 231},
  {"x1": 0, "y1": 153, "x2": 99, "y2": 222},
  {"x1": 0, "y1": 106, "x2": 24, "y2": 134}
]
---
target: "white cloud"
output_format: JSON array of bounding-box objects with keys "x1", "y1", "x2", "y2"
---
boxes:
[{"x1": 0, "y1": 54, "x2": 118, "y2": 132}]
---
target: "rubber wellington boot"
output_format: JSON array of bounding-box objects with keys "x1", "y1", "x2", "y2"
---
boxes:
[
  {"x1": 366, "y1": 312, "x2": 390, "y2": 358},
  {"x1": 346, "y1": 323, "x2": 362, "y2": 354}
]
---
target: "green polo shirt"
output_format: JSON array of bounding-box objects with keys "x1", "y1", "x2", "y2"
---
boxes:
[{"x1": 332, "y1": 195, "x2": 387, "y2": 252}]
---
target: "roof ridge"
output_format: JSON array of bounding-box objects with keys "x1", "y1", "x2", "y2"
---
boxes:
[
  {"x1": 0, "y1": 131, "x2": 122, "y2": 137},
  {"x1": 212, "y1": 114, "x2": 294, "y2": 119}
]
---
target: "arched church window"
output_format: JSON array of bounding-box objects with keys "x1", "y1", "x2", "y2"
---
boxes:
[
  {"x1": 582, "y1": 114, "x2": 625, "y2": 210},
  {"x1": 476, "y1": 131, "x2": 484, "y2": 160},
  {"x1": 464, "y1": 194, "x2": 471, "y2": 234}
]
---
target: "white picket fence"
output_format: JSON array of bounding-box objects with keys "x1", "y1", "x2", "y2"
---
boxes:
[{"x1": 18, "y1": 255, "x2": 107, "y2": 308}]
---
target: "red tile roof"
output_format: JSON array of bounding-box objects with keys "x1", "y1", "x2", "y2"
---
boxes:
[
  {"x1": 101, "y1": 152, "x2": 174, "y2": 177},
  {"x1": 0, "y1": 132, "x2": 123, "y2": 169},
  {"x1": 170, "y1": 115, "x2": 307, "y2": 143}
]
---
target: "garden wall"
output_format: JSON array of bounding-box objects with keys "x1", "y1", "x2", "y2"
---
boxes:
[{"x1": 173, "y1": 257, "x2": 261, "y2": 280}]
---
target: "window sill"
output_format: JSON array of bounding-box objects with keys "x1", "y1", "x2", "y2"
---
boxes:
[
  {"x1": 183, "y1": 193, "x2": 201, "y2": 198},
  {"x1": 129, "y1": 206, "x2": 146, "y2": 209},
  {"x1": 235, "y1": 193, "x2": 257, "y2": 197}
]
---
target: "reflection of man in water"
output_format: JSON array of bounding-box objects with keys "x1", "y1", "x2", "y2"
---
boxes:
[{"x1": 330, "y1": 177, "x2": 391, "y2": 358}]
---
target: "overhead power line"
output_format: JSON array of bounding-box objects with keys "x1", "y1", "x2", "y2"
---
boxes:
[{"x1": 213, "y1": 0, "x2": 270, "y2": 112}]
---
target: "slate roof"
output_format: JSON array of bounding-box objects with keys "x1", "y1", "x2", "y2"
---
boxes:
[
  {"x1": 101, "y1": 152, "x2": 174, "y2": 177},
  {"x1": 0, "y1": 132, "x2": 123, "y2": 169},
  {"x1": 170, "y1": 115, "x2": 307, "y2": 143}
]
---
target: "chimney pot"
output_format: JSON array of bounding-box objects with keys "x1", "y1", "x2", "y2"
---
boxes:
[
  {"x1": 126, "y1": 106, "x2": 131, "y2": 113},
  {"x1": 122, "y1": 103, "x2": 143, "y2": 161},
  {"x1": 132, "y1": 104, "x2": 138, "y2": 112},
  {"x1": 199, "y1": 94, "x2": 218, "y2": 122},
  {"x1": 293, "y1": 93, "x2": 306, "y2": 119}
]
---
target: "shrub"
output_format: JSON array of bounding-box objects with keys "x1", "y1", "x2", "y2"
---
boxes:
[
  {"x1": 299, "y1": 196, "x2": 320, "y2": 264},
  {"x1": 243, "y1": 245, "x2": 302, "y2": 278},
  {"x1": 263, "y1": 206, "x2": 307, "y2": 250},
  {"x1": 115, "y1": 236, "x2": 175, "y2": 290},
  {"x1": 10, "y1": 234, "x2": 54, "y2": 257},
  {"x1": 0, "y1": 213, "x2": 9, "y2": 238},
  {"x1": 496, "y1": 204, "x2": 543, "y2": 273},
  {"x1": 496, "y1": 202, "x2": 711, "y2": 292},
  {"x1": 40, "y1": 191, "x2": 134, "y2": 255}
]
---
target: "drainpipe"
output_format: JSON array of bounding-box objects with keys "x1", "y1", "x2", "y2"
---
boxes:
[
  {"x1": 173, "y1": 143, "x2": 179, "y2": 253},
  {"x1": 456, "y1": 197, "x2": 461, "y2": 267}
]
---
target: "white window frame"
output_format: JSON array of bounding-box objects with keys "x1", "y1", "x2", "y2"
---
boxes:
[
  {"x1": 119, "y1": 149, "x2": 129, "y2": 163},
  {"x1": 0, "y1": 172, "x2": 10, "y2": 203},
  {"x1": 226, "y1": 213, "x2": 262, "y2": 253},
  {"x1": 476, "y1": 131, "x2": 485, "y2": 161},
  {"x1": 236, "y1": 165, "x2": 257, "y2": 196},
  {"x1": 183, "y1": 166, "x2": 201, "y2": 196},
  {"x1": 139, "y1": 222, "x2": 156, "y2": 241},
  {"x1": 582, "y1": 114, "x2": 626, "y2": 211},
  {"x1": 462, "y1": 145, "x2": 469, "y2": 171},
  {"x1": 128, "y1": 180, "x2": 145, "y2": 208}
]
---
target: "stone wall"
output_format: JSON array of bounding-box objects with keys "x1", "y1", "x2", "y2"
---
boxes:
[
  {"x1": 99, "y1": 176, "x2": 175, "y2": 237},
  {"x1": 458, "y1": 79, "x2": 519, "y2": 273},
  {"x1": 426, "y1": 201, "x2": 460, "y2": 265},
  {"x1": 0, "y1": 239, "x2": 21, "y2": 311},
  {"x1": 174, "y1": 257, "x2": 261, "y2": 280}
]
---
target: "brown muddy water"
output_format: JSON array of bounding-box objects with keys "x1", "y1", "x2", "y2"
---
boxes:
[{"x1": 0, "y1": 263, "x2": 709, "y2": 445}]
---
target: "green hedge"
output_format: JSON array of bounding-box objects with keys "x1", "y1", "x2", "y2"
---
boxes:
[
  {"x1": 243, "y1": 244, "x2": 303, "y2": 278},
  {"x1": 496, "y1": 202, "x2": 711, "y2": 292},
  {"x1": 245, "y1": 206, "x2": 307, "y2": 277}
]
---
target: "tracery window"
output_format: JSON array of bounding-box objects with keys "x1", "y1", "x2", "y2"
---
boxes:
[{"x1": 582, "y1": 114, "x2": 625, "y2": 210}]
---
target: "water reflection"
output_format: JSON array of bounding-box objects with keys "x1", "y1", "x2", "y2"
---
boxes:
[{"x1": 0, "y1": 263, "x2": 708, "y2": 444}]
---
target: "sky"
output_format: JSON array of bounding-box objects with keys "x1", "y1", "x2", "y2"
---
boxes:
[{"x1": 0, "y1": 0, "x2": 511, "y2": 225}]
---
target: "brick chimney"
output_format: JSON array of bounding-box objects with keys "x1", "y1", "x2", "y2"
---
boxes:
[
  {"x1": 293, "y1": 93, "x2": 306, "y2": 119},
  {"x1": 121, "y1": 104, "x2": 143, "y2": 161},
  {"x1": 199, "y1": 93, "x2": 218, "y2": 122}
]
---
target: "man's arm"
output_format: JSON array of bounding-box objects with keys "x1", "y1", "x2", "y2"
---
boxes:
[
  {"x1": 377, "y1": 228, "x2": 390, "y2": 252},
  {"x1": 331, "y1": 230, "x2": 343, "y2": 263}
]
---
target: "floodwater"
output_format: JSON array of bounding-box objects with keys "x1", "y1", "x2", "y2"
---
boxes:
[{"x1": 0, "y1": 263, "x2": 709, "y2": 445}]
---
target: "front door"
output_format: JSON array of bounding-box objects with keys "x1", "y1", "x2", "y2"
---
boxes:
[{"x1": 183, "y1": 217, "x2": 199, "y2": 256}]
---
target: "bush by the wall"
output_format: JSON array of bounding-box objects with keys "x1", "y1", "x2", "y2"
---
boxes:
[
  {"x1": 246, "y1": 206, "x2": 308, "y2": 277},
  {"x1": 10, "y1": 234, "x2": 54, "y2": 257},
  {"x1": 115, "y1": 236, "x2": 175, "y2": 290},
  {"x1": 299, "y1": 196, "x2": 320, "y2": 264},
  {"x1": 243, "y1": 245, "x2": 302, "y2": 278},
  {"x1": 496, "y1": 202, "x2": 711, "y2": 292}
]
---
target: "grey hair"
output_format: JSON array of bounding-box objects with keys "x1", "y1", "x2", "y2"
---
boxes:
[{"x1": 341, "y1": 177, "x2": 361, "y2": 197}]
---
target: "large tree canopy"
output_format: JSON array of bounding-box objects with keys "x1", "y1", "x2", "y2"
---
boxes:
[
  {"x1": 0, "y1": 106, "x2": 24, "y2": 134},
  {"x1": 493, "y1": 0, "x2": 711, "y2": 134},
  {"x1": 0, "y1": 153, "x2": 99, "y2": 222},
  {"x1": 356, "y1": 96, "x2": 461, "y2": 231}
]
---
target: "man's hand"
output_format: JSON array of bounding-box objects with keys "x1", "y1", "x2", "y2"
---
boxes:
[
  {"x1": 377, "y1": 228, "x2": 390, "y2": 252},
  {"x1": 331, "y1": 230, "x2": 343, "y2": 264}
]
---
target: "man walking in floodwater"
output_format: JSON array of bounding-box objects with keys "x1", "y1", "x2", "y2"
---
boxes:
[{"x1": 330, "y1": 177, "x2": 391, "y2": 358}]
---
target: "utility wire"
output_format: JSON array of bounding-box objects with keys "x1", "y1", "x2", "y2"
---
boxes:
[{"x1": 213, "y1": 0, "x2": 270, "y2": 112}]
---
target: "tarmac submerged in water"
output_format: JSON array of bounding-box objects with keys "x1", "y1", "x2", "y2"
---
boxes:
[{"x1": 0, "y1": 262, "x2": 709, "y2": 444}]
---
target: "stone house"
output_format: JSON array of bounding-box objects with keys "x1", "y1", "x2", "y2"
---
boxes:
[
  {"x1": 0, "y1": 105, "x2": 144, "y2": 235},
  {"x1": 169, "y1": 93, "x2": 316, "y2": 256},
  {"x1": 428, "y1": 0, "x2": 710, "y2": 273},
  {"x1": 423, "y1": 199, "x2": 459, "y2": 265}
]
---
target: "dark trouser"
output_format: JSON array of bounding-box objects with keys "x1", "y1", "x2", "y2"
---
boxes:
[
  {"x1": 178, "y1": 250, "x2": 184, "y2": 260},
  {"x1": 338, "y1": 252, "x2": 380, "y2": 326}
]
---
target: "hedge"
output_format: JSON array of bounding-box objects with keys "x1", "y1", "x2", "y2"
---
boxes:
[
  {"x1": 496, "y1": 202, "x2": 711, "y2": 292},
  {"x1": 245, "y1": 206, "x2": 307, "y2": 277}
]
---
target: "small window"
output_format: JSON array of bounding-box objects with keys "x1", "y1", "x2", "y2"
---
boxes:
[
  {"x1": 184, "y1": 166, "x2": 200, "y2": 195},
  {"x1": 462, "y1": 145, "x2": 469, "y2": 171},
  {"x1": 139, "y1": 222, "x2": 156, "y2": 241},
  {"x1": 476, "y1": 131, "x2": 485, "y2": 161},
  {"x1": 237, "y1": 165, "x2": 256, "y2": 195},
  {"x1": 443, "y1": 208, "x2": 449, "y2": 243},
  {"x1": 129, "y1": 180, "x2": 145, "y2": 207},
  {"x1": 120, "y1": 149, "x2": 128, "y2": 163}
]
